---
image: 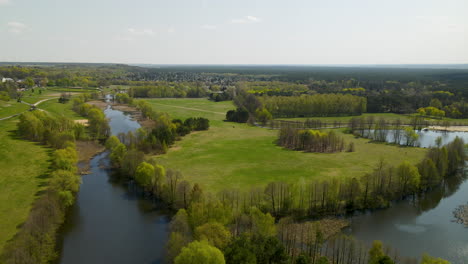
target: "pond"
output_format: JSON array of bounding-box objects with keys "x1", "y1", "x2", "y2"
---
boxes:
[{"x1": 58, "y1": 106, "x2": 170, "y2": 264}]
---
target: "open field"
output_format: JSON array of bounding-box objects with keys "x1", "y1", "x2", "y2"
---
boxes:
[
  {"x1": 0, "y1": 118, "x2": 51, "y2": 252},
  {"x1": 0, "y1": 100, "x2": 30, "y2": 119},
  {"x1": 20, "y1": 89, "x2": 59, "y2": 104},
  {"x1": 144, "y1": 99, "x2": 427, "y2": 192},
  {"x1": 39, "y1": 99, "x2": 83, "y2": 120},
  {"x1": 1, "y1": 88, "x2": 86, "y2": 120}
]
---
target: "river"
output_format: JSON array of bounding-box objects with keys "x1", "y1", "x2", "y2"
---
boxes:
[
  {"x1": 346, "y1": 130, "x2": 468, "y2": 263},
  {"x1": 58, "y1": 106, "x2": 170, "y2": 264},
  {"x1": 59, "y1": 111, "x2": 468, "y2": 264}
]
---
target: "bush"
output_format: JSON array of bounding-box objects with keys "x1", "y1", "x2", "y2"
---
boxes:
[{"x1": 226, "y1": 108, "x2": 249, "y2": 123}]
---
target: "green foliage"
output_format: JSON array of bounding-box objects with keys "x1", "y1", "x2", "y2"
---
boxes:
[
  {"x1": 403, "y1": 127, "x2": 419, "y2": 146},
  {"x1": 255, "y1": 107, "x2": 272, "y2": 125},
  {"x1": 174, "y1": 240, "x2": 225, "y2": 264},
  {"x1": 224, "y1": 234, "x2": 257, "y2": 264},
  {"x1": 2, "y1": 110, "x2": 83, "y2": 263},
  {"x1": 105, "y1": 135, "x2": 121, "y2": 150},
  {"x1": 226, "y1": 108, "x2": 249, "y2": 123},
  {"x1": 295, "y1": 254, "x2": 311, "y2": 264},
  {"x1": 429, "y1": 98, "x2": 443, "y2": 109},
  {"x1": 87, "y1": 108, "x2": 110, "y2": 139},
  {"x1": 252, "y1": 236, "x2": 289, "y2": 264},
  {"x1": 376, "y1": 256, "x2": 395, "y2": 264},
  {"x1": 368, "y1": 240, "x2": 384, "y2": 264},
  {"x1": 52, "y1": 147, "x2": 78, "y2": 171},
  {"x1": 184, "y1": 117, "x2": 210, "y2": 131},
  {"x1": 110, "y1": 143, "x2": 127, "y2": 167},
  {"x1": 397, "y1": 161, "x2": 421, "y2": 195},
  {"x1": 167, "y1": 232, "x2": 191, "y2": 264},
  {"x1": 195, "y1": 222, "x2": 231, "y2": 249},
  {"x1": 278, "y1": 128, "x2": 345, "y2": 153},
  {"x1": 250, "y1": 207, "x2": 276, "y2": 238},
  {"x1": 420, "y1": 254, "x2": 450, "y2": 264},
  {"x1": 135, "y1": 162, "x2": 155, "y2": 189},
  {"x1": 260, "y1": 94, "x2": 366, "y2": 118},
  {"x1": 130, "y1": 83, "x2": 207, "y2": 98},
  {"x1": 316, "y1": 257, "x2": 330, "y2": 264},
  {"x1": 0, "y1": 91, "x2": 10, "y2": 101},
  {"x1": 49, "y1": 170, "x2": 81, "y2": 194},
  {"x1": 417, "y1": 107, "x2": 445, "y2": 118}
]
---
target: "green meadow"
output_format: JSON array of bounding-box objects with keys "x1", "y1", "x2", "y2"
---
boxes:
[
  {"x1": 0, "y1": 118, "x2": 51, "y2": 252},
  {"x1": 144, "y1": 99, "x2": 427, "y2": 192}
]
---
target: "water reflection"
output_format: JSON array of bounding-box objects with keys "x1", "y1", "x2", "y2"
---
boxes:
[
  {"x1": 59, "y1": 107, "x2": 170, "y2": 264},
  {"x1": 382, "y1": 129, "x2": 468, "y2": 148},
  {"x1": 347, "y1": 161, "x2": 468, "y2": 263}
]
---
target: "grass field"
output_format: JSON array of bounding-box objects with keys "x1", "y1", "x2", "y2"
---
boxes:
[
  {"x1": 39, "y1": 99, "x2": 83, "y2": 120},
  {"x1": 143, "y1": 99, "x2": 427, "y2": 192},
  {"x1": 0, "y1": 100, "x2": 30, "y2": 119},
  {"x1": 0, "y1": 118, "x2": 51, "y2": 252}
]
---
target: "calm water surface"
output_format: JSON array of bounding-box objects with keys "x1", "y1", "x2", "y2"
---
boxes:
[
  {"x1": 59, "y1": 106, "x2": 169, "y2": 264},
  {"x1": 347, "y1": 130, "x2": 468, "y2": 263},
  {"x1": 59, "y1": 113, "x2": 468, "y2": 264}
]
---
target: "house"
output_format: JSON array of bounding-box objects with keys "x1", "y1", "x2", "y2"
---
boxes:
[{"x1": 1, "y1": 77, "x2": 14, "y2": 83}]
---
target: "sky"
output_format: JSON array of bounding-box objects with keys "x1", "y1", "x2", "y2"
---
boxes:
[{"x1": 0, "y1": 0, "x2": 467, "y2": 64}]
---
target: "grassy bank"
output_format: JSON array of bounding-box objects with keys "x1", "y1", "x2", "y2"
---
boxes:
[
  {"x1": 0, "y1": 118, "x2": 51, "y2": 252},
  {"x1": 0, "y1": 101, "x2": 30, "y2": 119},
  {"x1": 143, "y1": 99, "x2": 427, "y2": 192},
  {"x1": 39, "y1": 99, "x2": 83, "y2": 120}
]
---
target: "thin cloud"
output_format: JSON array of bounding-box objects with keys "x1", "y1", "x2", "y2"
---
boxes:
[
  {"x1": 0, "y1": 0, "x2": 11, "y2": 5},
  {"x1": 167, "y1": 27, "x2": 175, "y2": 33},
  {"x1": 231, "y1": 15, "x2": 261, "y2": 24},
  {"x1": 201, "y1": 24, "x2": 217, "y2": 30},
  {"x1": 246, "y1": 16, "x2": 260, "y2": 22},
  {"x1": 127, "y1": 28, "x2": 155, "y2": 36},
  {"x1": 7, "y1": 21, "x2": 27, "y2": 34}
]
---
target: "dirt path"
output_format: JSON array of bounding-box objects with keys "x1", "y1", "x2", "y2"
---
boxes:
[
  {"x1": 150, "y1": 102, "x2": 225, "y2": 115},
  {"x1": 33, "y1": 97, "x2": 59, "y2": 106},
  {"x1": 0, "y1": 97, "x2": 59, "y2": 121}
]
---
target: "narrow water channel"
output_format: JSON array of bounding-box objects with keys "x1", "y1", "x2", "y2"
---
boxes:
[{"x1": 59, "y1": 106, "x2": 169, "y2": 264}]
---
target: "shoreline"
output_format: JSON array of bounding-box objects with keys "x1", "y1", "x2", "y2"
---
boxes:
[
  {"x1": 427, "y1": 126, "x2": 468, "y2": 132},
  {"x1": 87, "y1": 100, "x2": 155, "y2": 129}
]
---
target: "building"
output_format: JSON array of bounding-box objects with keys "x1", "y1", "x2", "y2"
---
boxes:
[{"x1": 1, "y1": 77, "x2": 14, "y2": 83}]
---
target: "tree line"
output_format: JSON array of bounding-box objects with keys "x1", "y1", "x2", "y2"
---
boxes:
[
  {"x1": 278, "y1": 127, "x2": 346, "y2": 153},
  {"x1": 129, "y1": 83, "x2": 207, "y2": 98},
  {"x1": 1, "y1": 110, "x2": 101, "y2": 263},
  {"x1": 97, "y1": 97, "x2": 462, "y2": 264},
  {"x1": 71, "y1": 93, "x2": 110, "y2": 140},
  {"x1": 260, "y1": 94, "x2": 367, "y2": 118}
]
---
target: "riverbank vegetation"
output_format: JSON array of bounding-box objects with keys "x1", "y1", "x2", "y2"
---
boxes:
[
  {"x1": 0, "y1": 119, "x2": 50, "y2": 253},
  {"x1": 2, "y1": 64, "x2": 466, "y2": 263},
  {"x1": 100, "y1": 98, "x2": 461, "y2": 263},
  {"x1": 0, "y1": 102, "x2": 109, "y2": 263}
]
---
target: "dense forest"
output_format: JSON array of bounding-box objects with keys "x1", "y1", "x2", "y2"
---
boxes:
[{"x1": 1, "y1": 64, "x2": 468, "y2": 117}]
